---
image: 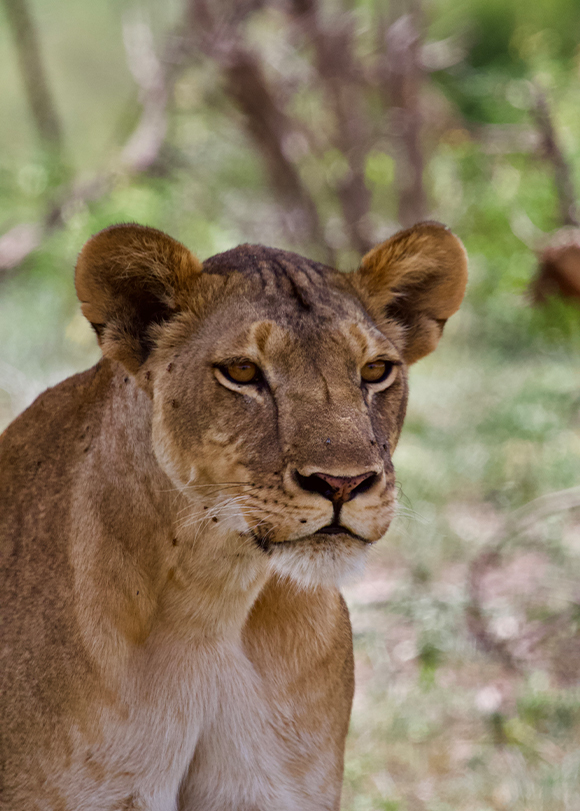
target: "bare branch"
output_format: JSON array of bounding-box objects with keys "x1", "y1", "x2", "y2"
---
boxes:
[
  {"x1": 378, "y1": 9, "x2": 427, "y2": 228},
  {"x1": 120, "y1": 10, "x2": 170, "y2": 173},
  {"x1": 2, "y1": 0, "x2": 64, "y2": 157},
  {"x1": 466, "y1": 549, "x2": 523, "y2": 674},
  {"x1": 473, "y1": 124, "x2": 541, "y2": 156},
  {"x1": 0, "y1": 12, "x2": 180, "y2": 273},
  {"x1": 531, "y1": 84, "x2": 578, "y2": 227},
  {"x1": 185, "y1": 0, "x2": 329, "y2": 255},
  {"x1": 466, "y1": 486, "x2": 580, "y2": 671},
  {"x1": 224, "y1": 49, "x2": 325, "y2": 244},
  {"x1": 287, "y1": 0, "x2": 373, "y2": 253},
  {"x1": 0, "y1": 223, "x2": 42, "y2": 271}
]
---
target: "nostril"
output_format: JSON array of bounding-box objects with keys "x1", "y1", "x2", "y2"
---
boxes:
[
  {"x1": 294, "y1": 471, "x2": 336, "y2": 501},
  {"x1": 350, "y1": 472, "x2": 378, "y2": 498},
  {"x1": 293, "y1": 470, "x2": 379, "y2": 504}
]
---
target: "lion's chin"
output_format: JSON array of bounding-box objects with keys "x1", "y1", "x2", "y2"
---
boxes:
[{"x1": 267, "y1": 534, "x2": 371, "y2": 590}]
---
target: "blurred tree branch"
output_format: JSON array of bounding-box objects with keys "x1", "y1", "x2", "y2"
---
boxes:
[
  {"x1": 1, "y1": 0, "x2": 437, "y2": 274},
  {"x1": 378, "y1": 5, "x2": 426, "y2": 228},
  {"x1": 287, "y1": 0, "x2": 372, "y2": 253},
  {"x1": 120, "y1": 10, "x2": 170, "y2": 173},
  {"x1": 0, "y1": 9, "x2": 183, "y2": 273},
  {"x1": 531, "y1": 85, "x2": 578, "y2": 227},
  {"x1": 466, "y1": 548, "x2": 523, "y2": 674},
  {"x1": 182, "y1": 0, "x2": 429, "y2": 253},
  {"x1": 466, "y1": 486, "x2": 580, "y2": 673},
  {"x1": 2, "y1": 0, "x2": 64, "y2": 159},
  {"x1": 184, "y1": 0, "x2": 329, "y2": 256}
]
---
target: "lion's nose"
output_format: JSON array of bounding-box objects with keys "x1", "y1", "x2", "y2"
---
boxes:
[{"x1": 294, "y1": 470, "x2": 379, "y2": 507}]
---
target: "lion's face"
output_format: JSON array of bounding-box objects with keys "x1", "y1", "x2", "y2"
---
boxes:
[
  {"x1": 75, "y1": 224, "x2": 467, "y2": 588},
  {"x1": 146, "y1": 248, "x2": 408, "y2": 586}
]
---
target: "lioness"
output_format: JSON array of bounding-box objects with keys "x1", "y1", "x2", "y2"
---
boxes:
[{"x1": 0, "y1": 221, "x2": 467, "y2": 810}]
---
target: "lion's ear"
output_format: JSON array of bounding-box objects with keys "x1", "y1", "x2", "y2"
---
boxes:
[
  {"x1": 75, "y1": 223, "x2": 202, "y2": 373},
  {"x1": 352, "y1": 221, "x2": 468, "y2": 364}
]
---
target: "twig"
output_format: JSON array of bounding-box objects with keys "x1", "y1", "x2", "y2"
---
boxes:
[
  {"x1": 2, "y1": 0, "x2": 64, "y2": 158},
  {"x1": 466, "y1": 549, "x2": 523, "y2": 674},
  {"x1": 498, "y1": 486, "x2": 580, "y2": 539},
  {"x1": 223, "y1": 47, "x2": 326, "y2": 249},
  {"x1": 531, "y1": 84, "x2": 578, "y2": 227},
  {"x1": 287, "y1": 0, "x2": 373, "y2": 253},
  {"x1": 185, "y1": 0, "x2": 329, "y2": 255},
  {"x1": 378, "y1": 7, "x2": 427, "y2": 227},
  {"x1": 120, "y1": 9, "x2": 170, "y2": 173},
  {"x1": 0, "y1": 223, "x2": 43, "y2": 271},
  {"x1": 466, "y1": 486, "x2": 580, "y2": 671},
  {"x1": 0, "y1": 11, "x2": 181, "y2": 273}
]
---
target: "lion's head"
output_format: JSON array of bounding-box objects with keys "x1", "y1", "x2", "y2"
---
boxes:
[{"x1": 75, "y1": 222, "x2": 467, "y2": 589}]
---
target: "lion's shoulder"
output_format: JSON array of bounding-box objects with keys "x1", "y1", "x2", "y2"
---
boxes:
[
  {"x1": 0, "y1": 362, "x2": 112, "y2": 477},
  {"x1": 0, "y1": 360, "x2": 118, "y2": 576}
]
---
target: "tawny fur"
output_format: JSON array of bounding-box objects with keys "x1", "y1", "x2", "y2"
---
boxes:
[{"x1": 0, "y1": 221, "x2": 467, "y2": 810}]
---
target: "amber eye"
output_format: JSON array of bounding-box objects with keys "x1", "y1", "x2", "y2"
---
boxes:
[
  {"x1": 222, "y1": 361, "x2": 261, "y2": 384},
  {"x1": 361, "y1": 360, "x2": 394, "y2": 384}
]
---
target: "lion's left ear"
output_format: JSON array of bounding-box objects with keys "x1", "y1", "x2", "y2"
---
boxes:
[
  {"x1": 351, "y1": 221, "x2": 468, "y2": 364},
  {"x1": 75, "y1": 223, "x2": 202, "y2": 374}
]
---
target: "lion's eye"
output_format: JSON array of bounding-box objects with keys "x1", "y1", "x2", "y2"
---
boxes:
[
  {"x1": 222, "y1": 361, "x2": 261, "y2": 385},
  {"x1": 361, "y1": 360, "x2": 394, "y2": 384}
]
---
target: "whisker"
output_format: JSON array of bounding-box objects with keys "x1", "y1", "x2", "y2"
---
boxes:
[
  {"x1": 394, "y1": 504, "x2": 429, "y2": 524},
  {"x1": 173, "y1": 489, "x2": 260, "y2": 518},
  {"x1": 182, "y1": 482, "x2": 258, "y2": 489},
  {"x1": 157, "y1": 482, "x2": 260, "y2": 497},
  {"x1": 176, "y1": 495, "x2": 252, "y2": 532}
]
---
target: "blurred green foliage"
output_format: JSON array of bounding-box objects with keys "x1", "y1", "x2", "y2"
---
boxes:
[{"x1": 1, "y1": 0, "x2": 580, "y2": 809}]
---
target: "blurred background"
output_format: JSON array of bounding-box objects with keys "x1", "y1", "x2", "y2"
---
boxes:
[{"x1": 2, "y1": 0, "x2": 580, "y2": 808}]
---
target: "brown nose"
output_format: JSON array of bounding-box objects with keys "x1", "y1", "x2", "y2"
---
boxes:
[{"x1": 294, "y1": 471, "x2": 378, "y2": 506}]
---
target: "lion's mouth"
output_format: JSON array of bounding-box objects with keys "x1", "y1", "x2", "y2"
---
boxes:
[
  {"x1": 253, "y1": 522, "x2": 372, "y2": 552},
  {"x1": 314, "y1": 523, "x2": 371, "y2": 544}
]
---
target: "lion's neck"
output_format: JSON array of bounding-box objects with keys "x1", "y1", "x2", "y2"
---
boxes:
[
  {"x1": 156, "y1": 521, "x2": 271, "y2": 639},
  {"x1": 73, "y1": 367, "x2": 270, "y2": 659}
]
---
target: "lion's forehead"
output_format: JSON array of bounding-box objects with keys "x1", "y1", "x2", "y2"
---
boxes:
[
  {"x1": 201, "y1": 244, "x2": 397, "y2": 366},
  {"x1": 203, "y1": 243, "x2": 334, "y2": 284},
  {"x1": 249, "y1": 319, "x2": 386, "y2": 374},
  {"x1": 204, "y1": 243, "x2": 353, "y2": 314},
  {"x1": 205, "y1": 305, "x2": 393, "y2": 383}
]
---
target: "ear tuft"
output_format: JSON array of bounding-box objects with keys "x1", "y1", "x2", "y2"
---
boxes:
[
  {"x1": 353, "y1": 221, "x2": 468, "y2": 363},
  {"x1": 75, "y1": 223, "x2": 202, "y2": 373}
]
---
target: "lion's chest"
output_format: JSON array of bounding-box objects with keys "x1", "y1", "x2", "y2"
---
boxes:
[{"x1": 62, "y1": 637, "x2": 302, "y2": 811}]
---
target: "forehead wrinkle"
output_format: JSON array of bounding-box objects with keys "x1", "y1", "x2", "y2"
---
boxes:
[
  {"x1": 269, "y1": 258, "x2": 315, "y2": 312},
  {"x1": 276, "y1": 252, "x2": 327, "y2": 287},
  {"x1": 257, "y1": 260, "x2": 280, "y2": 297}
]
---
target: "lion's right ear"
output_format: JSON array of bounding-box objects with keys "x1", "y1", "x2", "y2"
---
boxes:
[
  {"x1": 75, "y1": 223, "x2": 202, "y2": 374},
  {"x1": 351, "y1": 222, "x2": 468, "y2": 364}
]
